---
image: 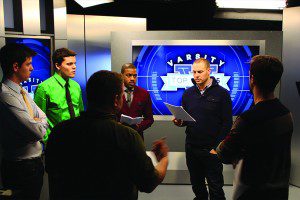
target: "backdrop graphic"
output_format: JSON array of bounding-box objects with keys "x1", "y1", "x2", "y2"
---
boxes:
[
  {"x1": 5, "y1": 37, "x2": 51, "y2": 98},
  {"x1": 133, "y1": 45, "x2": 259, "y2": 116}
]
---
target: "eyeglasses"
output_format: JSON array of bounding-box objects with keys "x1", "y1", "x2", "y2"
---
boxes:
[{"x1": 125, "y1": 74, "x2": 137, "y2": 78}]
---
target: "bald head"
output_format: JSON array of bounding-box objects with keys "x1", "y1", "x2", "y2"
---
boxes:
[
  {"x1": 193, "y1": 58, "x2": 210, "y2": 69},
  {"x1": 192, "y1": 58, "x2": 211, "y2": 87}
]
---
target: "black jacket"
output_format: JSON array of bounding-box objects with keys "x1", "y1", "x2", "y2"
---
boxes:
[
  {"x1": 217, "y1": 99, "x2": 293, "y2": 199},
  {"x1": 45, "y1": 110, "x2": 159, "y2": 200},
  {"x1": 182, "y1": 77, "x2": 232, "y2": 148}
]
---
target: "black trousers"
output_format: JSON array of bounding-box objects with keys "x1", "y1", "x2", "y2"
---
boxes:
[
  {"x1": 1, "y1": 157, "x2": 44, "y2": 200},
  {"x1": 186, "y1": 144, "x2": 225, "y2": 200}
]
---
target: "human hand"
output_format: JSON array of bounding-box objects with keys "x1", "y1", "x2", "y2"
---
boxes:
[
  {"x1": 152, "y1": 137, "x2": 169, "y2": 162},
  {"x1": 172, "y1": 118, "x2": 183, "y2": 127},
  {"x1": 209, "y1": 149, "x2": 217, "y2": 155},
  {"x1": 135, "y1": 123, "x2": 140, "y2": 130},
  {"x1": 34, "y1": 117, "x2": 41, "y2": 122}
]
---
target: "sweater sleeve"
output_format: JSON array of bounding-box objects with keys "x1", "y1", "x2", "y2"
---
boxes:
[
  {"x1": 215, "y1": 90, "x2": 233, "y2": 147},
  {"x1": 180, "y1": 90, "x2": 188, "y2": 127},
  {"x1": 137, "y1": 91, "x2": 154, "y2": 133},
  {"x1": 216, "y1": 116, "x2": 245, "y2": 164},
  {"x1": 128, "y1": 129, "x2": 160, "y2": 193}
]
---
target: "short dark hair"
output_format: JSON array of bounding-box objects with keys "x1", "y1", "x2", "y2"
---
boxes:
[
  {"x1": 86, "y1": 70, "x2": 123, "y2": 109},
  {"x1": 121, "y1": 63, "x2": 136, "y2": 74},
  {"x1": 0, "y1": 43, "x2": 36, "y2": 78},
  {"x1": 250, "y1": 55, "x2": 283, "y2": 94},
  {"x1": 52, "y1": 48, "x2": 76, "y2": 68}
]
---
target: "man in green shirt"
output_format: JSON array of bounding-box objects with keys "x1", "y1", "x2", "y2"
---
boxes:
[{"x1": 34, "y1": 48, "x2": 84, "y2": 142}]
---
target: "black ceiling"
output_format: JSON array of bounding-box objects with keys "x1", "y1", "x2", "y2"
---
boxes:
[{"x1": 66, "y1": 0, "x2": 282, "y2": 31}]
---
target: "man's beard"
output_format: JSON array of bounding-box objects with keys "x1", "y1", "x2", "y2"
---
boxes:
[{"x1": 200, "y1": 77, "x2": 209, "y2": 86}]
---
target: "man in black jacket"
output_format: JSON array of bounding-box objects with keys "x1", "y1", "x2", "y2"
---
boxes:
[
  {"x1": 216, "y1": 55, "x2": 293, "y2": 200},
  {"x1": 173, "y1": 58, "x2": 232, "y2": 200},
  {"x1": 45, "y1": 70, "x2": 169, "y2": 200}
]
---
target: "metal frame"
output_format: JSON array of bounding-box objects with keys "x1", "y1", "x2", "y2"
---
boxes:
[
  {"x1": 132, "y1": 39, "x2": 265, "y2": 120},
  {"x1": 4, "y1": 34, "x2": 54, "y2": 74}
]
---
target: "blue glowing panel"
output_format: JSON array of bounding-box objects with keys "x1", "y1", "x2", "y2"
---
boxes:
[
  {"x1": 5, "y1": 38, "x2": 51, "y2": 98},
  {"x1": 132, "y1": 45, "x2": 259, "y2": 116}
]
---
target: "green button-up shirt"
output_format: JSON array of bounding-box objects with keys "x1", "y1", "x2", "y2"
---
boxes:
[{"x1": 34, "y1": 73, "x2": 84, "y2": 142}]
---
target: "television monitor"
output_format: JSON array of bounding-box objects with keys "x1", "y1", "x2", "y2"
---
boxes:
[
  {"x1": 132, "y1": 40, "x2": 262, "y2": 116},
  {"x1": 112, "y1": 31, "x2": 281, "y2": 184},
  {"x1": 5, "y1": 36, "x2": 52, "y2": 98}
]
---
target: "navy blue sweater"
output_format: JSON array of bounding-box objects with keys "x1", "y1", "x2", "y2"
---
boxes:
[{"x1": 182, "y1": 77, "x2": 233, "y2": 149}]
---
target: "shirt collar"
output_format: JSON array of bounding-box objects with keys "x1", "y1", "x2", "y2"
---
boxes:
[
  {"x1": 198, "y1": 78, "x2": 213, "y2": 94},
  {"x1": 124, "y1": 85, "x2": 134, "y2": 93},
  {"x1": 53, "y1": 72, "x2": 68, "y2": 87},
  {"x1": 200, "y1": 78, "x2": 212, "y2": 91},
  {"x1": 3, "y1": 79, "x2": 21, "y2": 94}
]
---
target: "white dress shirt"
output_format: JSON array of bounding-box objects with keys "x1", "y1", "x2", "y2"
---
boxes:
[{"x1": 0, "y1": 79, "x2": 48, "y2": 161}]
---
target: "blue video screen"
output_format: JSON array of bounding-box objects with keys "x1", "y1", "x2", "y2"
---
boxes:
[
  {"x1": 5, "y1": 37, "x2": 51, "y2": 98},
  {"x1": 133, "y1": 45, "x2": 260, "y2": 116}
]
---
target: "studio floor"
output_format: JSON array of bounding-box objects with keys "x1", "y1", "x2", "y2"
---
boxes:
[
  {"x1": 38, "y1": 172, "x2": 300, "y2": 200},
  {"x1": 139, "y1": 184, "x2": 300, "y2": 200}
]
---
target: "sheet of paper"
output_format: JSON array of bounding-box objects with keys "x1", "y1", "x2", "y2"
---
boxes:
[
  {"x1": 120, "y1": 114, "x2": 144, "y2": 125},
  {"x1": 164, "y1": 102, "x2": 196, "y2": 122}
]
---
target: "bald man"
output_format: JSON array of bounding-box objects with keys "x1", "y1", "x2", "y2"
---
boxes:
[{"x1": 173, "y1": 58, "x2": 232, "y2": 200}]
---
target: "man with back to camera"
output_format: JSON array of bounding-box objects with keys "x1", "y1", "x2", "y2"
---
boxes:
[
  {"x1": 0, "y1": 43, "x2": 48, "y2": 199},
  {"x1": 45, "y1": 70, "x2": 169, "y2": 200},
  {"x1": 215, "y1": 55, "x2": 293, "y2": 200},
  {"x1": 173, "y1": 58, "x2": 232, "y2": 200},
  {"x1": 120, "y1": 63, "x2": 154, "y2": 139},
  {"x1": 34, "y1": 48, "x2": 84, "y2": 143}
]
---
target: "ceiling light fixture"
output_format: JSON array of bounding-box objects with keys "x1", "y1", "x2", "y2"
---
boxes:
[
  {"x1": 216, "y1": 0, "x2": 285, "y2": 10},
  {"x1": 74, "y1": 0, "x2": 114, "y2": 8}
]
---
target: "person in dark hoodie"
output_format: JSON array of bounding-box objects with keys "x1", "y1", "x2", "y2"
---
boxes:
[
  {"x1": 216, "y1": 55, "x2": 293, "y2": 200},
  {"x1": 173, "y1": 58, "x2": 232, "y2": 200},
  {"x1": 45, "y1": 70, "x2": 169, "y2": 200}
]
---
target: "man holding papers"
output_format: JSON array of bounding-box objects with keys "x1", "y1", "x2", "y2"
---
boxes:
[
  {"x1": 119, "y1": 63, "x2": 154, "y2": 139},
  {"x1": 173, "y1": 58, "x2": 232, "y2": 200}
]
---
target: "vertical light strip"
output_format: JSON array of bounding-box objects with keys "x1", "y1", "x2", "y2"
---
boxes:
[
  {"x1": 216, "y1": 0, "x2": 285, "y2": 10},
  {"x1": 54, "y1": 7, "x2": 67, "y2": 39},
  {"x1": 53, "y1": 0, "x2": 68, "y2": 49},
  {"x1": 3, "y1": 0, "x2": 14, "y2": 30},
  {"x1": 0, "y1": 0, "x2": 5, "y2": 37},
  {"x1": 0, "y1": 0, "x2": 4, "y2": 81},
  {"x1": 22, "y1": 0, "x2": 41, "y2": 35}
]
